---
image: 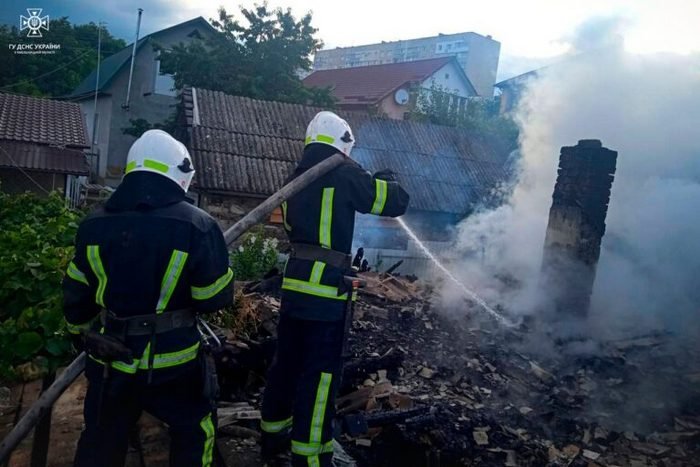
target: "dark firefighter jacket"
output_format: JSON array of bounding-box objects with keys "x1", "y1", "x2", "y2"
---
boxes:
[
  {"x1": 63, "y1": 172, "x2": 233, "y2": 383},
  {"x1": 281, "y1": 144, "x2": 410, "y2": 321}
]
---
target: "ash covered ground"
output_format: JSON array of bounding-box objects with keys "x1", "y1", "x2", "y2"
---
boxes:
[{"x1": 216, "y1": 272, "x2": 700, "y2": 467}]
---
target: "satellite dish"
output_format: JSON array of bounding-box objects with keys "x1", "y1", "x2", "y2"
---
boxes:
[{"x1": 394, "y1": 88, "x2": 410, "y2": 106}]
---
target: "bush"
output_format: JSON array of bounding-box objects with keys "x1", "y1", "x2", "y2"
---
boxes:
[
  {"x1": 409, "y1": 83, "x2": 519, "y2": 150},
  {"x1": 0, "y1": 191, "x2": 82, "y2": 380},
  {"x1": 229, "y1": 227, "x2": 280, "y2": 281}
]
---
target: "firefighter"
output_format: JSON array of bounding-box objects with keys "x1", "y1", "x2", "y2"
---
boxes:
[
  {"x1": 63, "y1": 130, "x2": 233, "y2": 467},
  {"x1": 260, "y1": 112, "x2": 409, "y2": 466}
]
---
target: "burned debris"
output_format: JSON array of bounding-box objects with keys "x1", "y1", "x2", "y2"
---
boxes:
[
  {"x1": 2, "y1": 273, "x2": 698, "y2": 466},
  {"x1": 209, "y1": 270, "x2": 700, "y2": 467}
]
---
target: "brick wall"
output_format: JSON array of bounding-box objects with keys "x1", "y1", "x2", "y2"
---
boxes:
[{"x1": 540, "y1": 140, "x2": 617, "y2": 316}]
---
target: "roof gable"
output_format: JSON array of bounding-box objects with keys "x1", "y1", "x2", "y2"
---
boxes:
[
  {"x1": 303, "y1": 57, "x2": 475, "y2": 105},
  {"x1": 68, "y1": 17, "x2": 215, "y2": 99},
  {"x1": 183, "y1": 88, "x2": 508, "y2": 214}
]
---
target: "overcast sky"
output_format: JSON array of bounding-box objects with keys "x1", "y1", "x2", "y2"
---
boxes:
[{"x1": 2, "y1": 0, "x2": 698, "y2": 80}]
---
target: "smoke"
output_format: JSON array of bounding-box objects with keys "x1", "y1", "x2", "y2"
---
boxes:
[
  {"x1": 446, "y1": 17, "x2": 700, "y2": 341},
  {"x1": 560, "y1": 15, "x2": 629, "y2": 53}
]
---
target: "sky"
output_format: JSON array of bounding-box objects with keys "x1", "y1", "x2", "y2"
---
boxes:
[{"x1": 2, "y1": 0, "x2": 699, "y2": 80}]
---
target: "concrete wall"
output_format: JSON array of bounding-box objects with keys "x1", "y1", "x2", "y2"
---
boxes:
[
  {"x1": 372, "y1": 63, "x2": 475, "y2": 120},
  {"x1": 314, "y1": 32, "x2": 500, "y2": 97},
  {"x1": 377, "y1": 93, "x2": 409, "y2": 120},
  {"x1": 423, "y1": 62, "x2": 476, "y2": 97},
  {"x1": 79, "y1": 95, "x2": 112, "y2": 178}
]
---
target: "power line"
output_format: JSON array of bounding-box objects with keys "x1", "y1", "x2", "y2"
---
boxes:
[{"x1": 0, "y1": 49, "x2": 93, "y2": 90}]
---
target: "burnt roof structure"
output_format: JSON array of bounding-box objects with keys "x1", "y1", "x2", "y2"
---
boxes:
[
  {"x1": 0, "y1": 92, "x2": 89, "y2": 175},
  {"x1": 182, "y1": 87, "x2": 509, "y2": 215}
]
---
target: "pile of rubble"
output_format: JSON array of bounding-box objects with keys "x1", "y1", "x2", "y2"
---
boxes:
[
  {"x1": 220, "y1": 272, "x2": 700, "y2": 467},
  {"x1": 4, "y1": 272, "x2": 696, "y2": 466}
]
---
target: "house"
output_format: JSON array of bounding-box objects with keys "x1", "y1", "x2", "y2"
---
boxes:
[
  {"x1": 180, "y1": 88, "x2": 510, "y2": 274},
  {"x1": 67, "y1": 17, "x2": 216, "y2": 185},
  {"x1": 303, "y1": 57, "x2": 477, "y2": 120},
  {"x1": 494, "y1": 70, "x2": 538, "y2": 114},
  {"x1": 0, "y1": 92, "x2": 89, "y2": 202},
  {"x1": 313, "y1": 32, "x2": 500, "y2": 98}
]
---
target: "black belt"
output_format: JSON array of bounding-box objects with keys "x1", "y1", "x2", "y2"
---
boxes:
[
  {"x1": 289, "y1": 243, "x2": 352, "y2": 270},
  {"x1": 102, "y1": 309, "x2": 196, "y2": 337}
]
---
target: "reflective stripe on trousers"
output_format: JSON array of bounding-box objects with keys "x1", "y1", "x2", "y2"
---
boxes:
[
  {"x1": 200, "y1": 412, "x2": 215, "y2": 466},
  {"x1": 291, "y1": 372, "x2": 334, "y2": 465}
]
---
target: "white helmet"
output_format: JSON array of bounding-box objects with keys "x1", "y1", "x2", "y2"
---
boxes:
[
  {"x1": 125, "y1": 129, "x2": 195, "y2": 192},
  {"x1": 305, "y1": 111, "x2": 355, "y2": 157}
]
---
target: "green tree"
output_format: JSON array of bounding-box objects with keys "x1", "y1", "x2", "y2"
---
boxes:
[
  {"x1": 0, "y1": 192, "x2": 83, "y2": 380},
  {"x1": 160, "y1": 5, "x2": 335, "y2": 106},
  {"x1": 409, "y1": 84, "x2": 519, "y2": 150},
  {"x1": 0, "y1": 18, "x2": 125, "y2": 97}
]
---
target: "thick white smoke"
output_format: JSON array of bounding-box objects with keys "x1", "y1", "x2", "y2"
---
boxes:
[{"x1": 445, "y1": 19, "x2": 700, "y2": 339}]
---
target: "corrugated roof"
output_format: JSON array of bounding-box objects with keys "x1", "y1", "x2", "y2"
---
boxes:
[
  {"x1": 0, "y1": 92, "x2": 89, "y2": 147},
  {"x1": 68, "y1": 17, "x2": 215, "y2": 99},
  {"x1": 68, "y1": 39, "x2": 147, "y2": 99},
  {"x1": 303, "y1": 57, "x2": 476, "y2": 104},
  {"x1": 184, "y1": 88, "x2": 508, "y2": 214},
  {"x1": 0, "y1": 141, "x2": 89, "y2": 175}
]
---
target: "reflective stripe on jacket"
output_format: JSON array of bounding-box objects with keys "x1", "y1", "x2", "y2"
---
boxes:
[
  {"x1": 280, "y1": 144, "x2": 409, "y2": 321},
  {"x1": 63, "y1": 172, "x2": 233, "y2": 380}
]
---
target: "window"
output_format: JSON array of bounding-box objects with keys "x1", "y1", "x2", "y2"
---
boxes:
[
  {"x1": 445, "y1": 73, "x2": 450, "y2": 79},
  {"x1": 154, "y1": 57, "x2": 176, "y2": 96}
]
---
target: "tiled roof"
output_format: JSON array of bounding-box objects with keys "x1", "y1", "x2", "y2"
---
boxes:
[
  {"x1": 184, "y1": 88, "x2": 509, "y2": 214},
  {"x1": 0, "y1": 141, "x2": 89, "y2": 175},
  {"x1": 0, "y1": 92, "x2": 89, "y2": 147},
  {"x1": 303, "y1": 57, "x2": 476, "y2": 105}
]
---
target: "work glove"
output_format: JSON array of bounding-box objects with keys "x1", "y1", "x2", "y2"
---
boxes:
[
  {"x1": 373, "y1": 169, "x2": 397, "y2": 182},
  {"x1": 83, "y1": 330, "x2": 133, "y2": 363}
]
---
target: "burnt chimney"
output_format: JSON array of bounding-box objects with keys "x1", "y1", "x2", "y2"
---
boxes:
[{"x1": 540, "y1": 139, "x2": 617, "y2": 316}]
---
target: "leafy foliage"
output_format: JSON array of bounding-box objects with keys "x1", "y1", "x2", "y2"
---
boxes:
[
  {"x1": 409, "y1": 84, "x2": 519, "y2": 150},
  {"x1": 160, "y1": 5, "x2": 335, "y2": 106},
  {"x1": 0, "y1": 192, "x2": 82, "y2": 380},
  {"x1": 230, "y1": 227, "x2": 280, "y2": 281},
  {"x1": 0, "y1": 19, "x2": 125, "y2": 97},
  {"x1": 122, "y1": 116, "x2": 178, "y2": 138}
]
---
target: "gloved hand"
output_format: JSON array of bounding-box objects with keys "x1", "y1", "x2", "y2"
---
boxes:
[
  {"x1": 373, "y1": 169, "x2": 397, "y2": 181},
  {"x1": 83, "y1": 330, "x2": 133, "y2": 363}
]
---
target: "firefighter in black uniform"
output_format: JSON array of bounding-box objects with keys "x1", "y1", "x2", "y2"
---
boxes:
[
  {"x1": 260, "y1": 112, "x2": 409, "y2": 466},
  {"x1": 63, "y1": 130, "x2": 233, "y2": 467}
]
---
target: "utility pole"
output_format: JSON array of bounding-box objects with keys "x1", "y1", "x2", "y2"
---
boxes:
[
  {"x1": 123, "y1": 8, "x2": 143, "y2": 110},
  {"x1": 91, "y1": 21, "x2": 103, "y2": 180}
]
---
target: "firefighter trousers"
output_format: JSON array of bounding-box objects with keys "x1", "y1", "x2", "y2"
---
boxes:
[
  {"x1": 73, "y1": 364, "x2": 216, "y2": 467},
  {"x1": 261, "y1": 314, "x2": 345, "y2": 467}
]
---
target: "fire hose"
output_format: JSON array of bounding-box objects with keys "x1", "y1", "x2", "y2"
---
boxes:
[{"x1": 0, "y1": 152, "x2": 347, "y2": 463}]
